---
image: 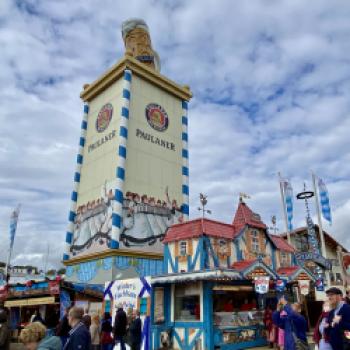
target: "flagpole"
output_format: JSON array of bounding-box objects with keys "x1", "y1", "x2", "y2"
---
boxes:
[
  {"x1": 278, "y1": 172, "x2": 291, "y2": 244},
  {"x1": 5, "y1": 245, "x2": 13, "y2": 280},
  {"x1": 311, "y1": 171, "x2": 330, "y2": 286},
  {"x1": 5, "y1": 205, "x2": 20, "y2": 281}
]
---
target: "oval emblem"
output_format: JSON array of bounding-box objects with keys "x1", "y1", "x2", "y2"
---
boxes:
[
  {"x1": 96, "y1": 103, "x2": 113, "y2": 133},
  {"x1": 145, "y1": 103, "x2": 169, "y2": 132}
]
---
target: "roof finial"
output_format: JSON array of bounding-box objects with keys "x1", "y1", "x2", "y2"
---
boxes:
[{"x1": 239, "y1": 192, "x2": 251, "y2": 203}]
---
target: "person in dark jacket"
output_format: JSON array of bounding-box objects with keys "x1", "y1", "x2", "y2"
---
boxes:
[
  {"x1": 82, "y1": 308, "x2": 91, "y2": 329},
  {"x1": 63, "y1": 306, "x2": 91, "y2": 350},
  {"x1": 113, "y1": 304, "x2": 127, "y2": 350},
  {"x1": 325, "y1": 287, "x2": 350, "y2": 350},
  {"x1": 0, "y1": 309, "x2": 10, "y2": 350},
  {"x1": 272, "y1": 296, "x2": 308, "y2": 350},
  {"x1": 129, "y1": 310, "x2": 142, "y2": 350},
  {"x1": 56, "y1": 307, "x2": 71, "y2": 347}
]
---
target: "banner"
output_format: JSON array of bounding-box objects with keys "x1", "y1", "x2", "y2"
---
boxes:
[
  {"x1": 318, "y1": 178, "x2": 332, "y2": 224},
  {"x1": 315, "y1": 278, "x2": 324, "y2": 292},
  {"x1": 9, "y1": 206, "x2": 20, "y2": 249},
  {"x1": 275, "y1": 279, "x2": 287, "y2": 292},
  {"x1": 254, "y1": 276, "x2": 270, "y2": 294},
  {"x1": 298, "y1": 280, "x2": 310, "y2": 295},
  {"x1": 283, "y1": 181, "x2": 293, "y2": 231}
]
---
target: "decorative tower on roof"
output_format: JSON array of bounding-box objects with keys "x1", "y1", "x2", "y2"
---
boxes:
[{"x1": 63, "y1": 19, "x2": 192, "y2": 284}]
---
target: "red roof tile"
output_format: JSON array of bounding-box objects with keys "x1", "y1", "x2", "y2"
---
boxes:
[
  {"x1": 269, "y1": 234, "x2": 295, "y2": 253},
  {"x1": 277, "y1": 266, "x2": 299, "y2": 276},
  {"x1": 163, "y1": 218, "x2": 238, "y2": 243},
  {"x1": 230, "y1": 259, "x2": 257, "y2": 271},
  {"x1": 232, "y1": 201, "x2": 267, "y2": 231}
]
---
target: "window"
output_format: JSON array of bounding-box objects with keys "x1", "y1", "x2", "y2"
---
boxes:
[
  {"x1": 296, "y1": 235, "x2": 309, "y2": 252},
  {"x1": 179, "y1": 241, "x2": 187, "y2": 256},
  {"x1": 218, "y1": 240, "x2": 228, "y2": 255},
  {"x1": 251, "y1": 230, "x2": 260, "y2": 253},
  {"x1": 330, "y1": 272, "x2": 335, "y2": 283},
  {"x1": 280, "y1": 252, "x2": 289, "y2": 267},
  {"x1": 174, "y1": 283, "x2": 200, "y2": 321},
  {"x1": 335, "y1": 273, "x2": 343, "y2": 285}
]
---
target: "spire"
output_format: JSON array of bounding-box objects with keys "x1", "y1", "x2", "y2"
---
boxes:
[{"x1": 232, "y1": 197, "x2": 266, "y2": 231}]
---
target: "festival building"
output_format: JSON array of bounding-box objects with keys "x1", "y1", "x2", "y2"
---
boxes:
[{"x1": 53, "y1": 17, "x2": 350, "y2": 350}]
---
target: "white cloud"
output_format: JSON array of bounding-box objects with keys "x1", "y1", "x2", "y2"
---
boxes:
[{"x1": 0, "y1": 0, "x2": 350, "y2": 269}]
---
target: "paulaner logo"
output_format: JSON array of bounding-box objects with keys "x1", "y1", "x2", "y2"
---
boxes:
[
  {"x1": 96, "y1": 103, "x2": 113, "y2": 133},
  {"x1": 145, "y1": 103, "x2": 169, "y2": 132}
]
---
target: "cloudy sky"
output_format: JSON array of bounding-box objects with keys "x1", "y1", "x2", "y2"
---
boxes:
[{"x1": 1, "y1": 0, "x2": 350, "y2": 270}]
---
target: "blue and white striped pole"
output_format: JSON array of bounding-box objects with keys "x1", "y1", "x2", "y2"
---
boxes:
[
  {"x1": 111, "y1": 69, "x2": 132, "y2": 248},
  {"x1": 63, "y1": 103, "x2": 89, "y2": 261},
  {"x1": 181, "y1": 100, "x2": 189, "y2": 221}
]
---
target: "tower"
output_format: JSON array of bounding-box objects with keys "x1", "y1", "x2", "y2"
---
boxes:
[{"x1": 63, "y1": 19, "x2": 192, "y2": 284}]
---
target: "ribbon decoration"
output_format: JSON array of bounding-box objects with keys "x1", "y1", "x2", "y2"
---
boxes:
[
  {"x1": 138, "y1": 276, "x2": 151, "y2": 298},
  {"x1": 104, "y1": 281, "x2": 115, "y2": 300}
]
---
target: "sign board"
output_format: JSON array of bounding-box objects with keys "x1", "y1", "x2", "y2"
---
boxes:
[
  {"x1": 298, "y1": 280, "x2": 310, "y2": 295},
  {"x1": 254, "y1": 276, "x2": 270, "y2": 294},
  {"x1": 154, "y1": 287, "x2": 164, "y2": 323},
  {"x1": 295, "y1": 252, "x2": 332, "y2": 270},
  {"x1": 104, "y1": 277, "x2": 152, "y2": 350},
  {"x1": 275, "y1": 279, "x2": 287, "y2": 292}
]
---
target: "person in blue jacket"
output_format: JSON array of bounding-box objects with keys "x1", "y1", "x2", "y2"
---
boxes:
[
  {"x1": 63, "y1": 306, "x2": 91, "y2": 350},
  {"x1": 272, "y1": 295, "x2": 308, "y2": 350},
  {"x1": 325, "y1": 287, "x2": 350, "y2": 350}
]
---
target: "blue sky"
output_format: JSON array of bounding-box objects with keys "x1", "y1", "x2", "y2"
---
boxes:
[{"x1": 1, "y1": 0, "x2": 350, "y2": 269}]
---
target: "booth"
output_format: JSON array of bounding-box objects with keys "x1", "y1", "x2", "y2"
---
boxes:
[{"x1": 104, "y1": 277, "x2": 152, "y2": 350}]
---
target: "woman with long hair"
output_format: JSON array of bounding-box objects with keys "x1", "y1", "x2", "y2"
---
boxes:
[{"x1": 101, "y1": 312, "x2": 114, "y2": 350}]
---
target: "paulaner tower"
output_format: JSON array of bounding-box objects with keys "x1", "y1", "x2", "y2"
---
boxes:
[{"x1": 63, "y1": 19, "x2": 192, "y2": 284}]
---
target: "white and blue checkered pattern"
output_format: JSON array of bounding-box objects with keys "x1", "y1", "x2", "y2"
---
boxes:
[
  {"x1": 111, "y1": 69, "x2": 132, "y2": 248},
  {"x1": 63, "y1": 103, "x2": 89, "y2": 260},
  {"x1": 318, "y1": 178, "x2": 332, "y2": 224},
  {"x1": 181, "y1": 101, "x2": 189, "y2": 220},
  {"x1": 284, "y1": 181, "x2": 293, "y2": 231}
]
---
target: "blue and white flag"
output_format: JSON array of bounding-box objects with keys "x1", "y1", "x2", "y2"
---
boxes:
[
  {"x1": 318, "y1": 178, "x2": 332, "y2": 224},
  {"x1": 9, "y1": 206, "x2": 20, "y2": 249},
  {"x1": 283, "y1": 181, "x2": 293, "y2": 231}
]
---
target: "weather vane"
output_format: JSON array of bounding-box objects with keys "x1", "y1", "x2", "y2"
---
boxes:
[
  {"x1": 239, "y1": 192, "x2": 251, "y2": 202},
  {"x1": 269, "y1": 215, "x2": 278, "y2": 234},
  {"x1": 198, "y1": 193, "x2": 212, "y2": 219}
]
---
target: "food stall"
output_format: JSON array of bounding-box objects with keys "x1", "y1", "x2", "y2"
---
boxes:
[{"x1": 150, "y1": 269, "x2": 270, "y2": 350}]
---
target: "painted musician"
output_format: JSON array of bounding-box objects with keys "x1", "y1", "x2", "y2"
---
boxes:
[{"x1": 122, "y1": 193, "x2": 154, "y2": 246}]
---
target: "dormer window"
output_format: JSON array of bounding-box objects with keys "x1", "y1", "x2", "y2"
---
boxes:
[
  {"x1": 280, "y1": 252, "x2": 288, "y2": 266},
  {"x1": 251, "y1": 230, "x2": 260, "y2": 253},
  {"x1": 179, "y1": 241, "x2": 187, "y2": 256}
]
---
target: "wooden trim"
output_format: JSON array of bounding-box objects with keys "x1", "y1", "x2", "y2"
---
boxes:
[
  {"x1": 259, "y1": 231, "x2": 265, "y2": 254},
  {"x1": 80, "y1": 56, "x2": 192, "y2": 102},
  {"x1": 147, "y1": 297, "x2": 151, "y2": 316},
  {"x1": 188, "y1": 240, "x2": 193, "y2": 256},
  {"x1": 63, "y1": 248, "x2": 163, "y2": 266},
  {"x1": 137, "y1": 298, "x2": 140, "y2": 312},
  {"x1": 174, "y1": 242, "x2": 179, "y2": 257}
]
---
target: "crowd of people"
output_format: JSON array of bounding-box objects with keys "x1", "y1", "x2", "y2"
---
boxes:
[
  {"x1": 264, "y1": 287, "x2": 350, "y2": 350},
  {"x1": 0, "y1": 304, "x2": 142, "y2": 350}
]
